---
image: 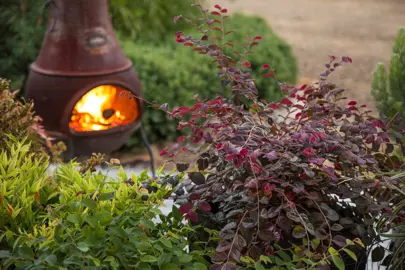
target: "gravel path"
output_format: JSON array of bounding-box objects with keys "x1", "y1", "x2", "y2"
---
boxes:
[{"x1": 210, "y1": 0, "x2": 405, "y2": 113}]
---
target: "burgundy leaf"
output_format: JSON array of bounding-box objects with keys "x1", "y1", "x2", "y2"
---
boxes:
[
  {"x1": 198, "y1": 201, "x2": 212, "y2": 212},
  {"x1": 262, "y1": 63, "x2": 270, "y2": 69},
  {"x1": 185, "y1": 210, "x2": 198, "y2": 222},
  {"x1": 280, "y1": 97, "x2": 293, "y2": 106},
  {"x1": 176, "y1": 163, "x2": 189, "y2": 172},
  {"x1": 302, "y1": 147, "x2": 316, "y2": 157},
  {"x1": 159, "y1": 149, "x2": 168, "y2": 156},
  {"x1": 189, "y1": 193, "x2": 201, "y2": 201},
  {"x1": 188, "y1": 172, "x2": 206, "y2": 185},
  {"x1": 179, "y1": 203, "x2": 194, "y2": 214},
  {"x1": 269, "y1": 103, "x2": 280, "y2": 110}
]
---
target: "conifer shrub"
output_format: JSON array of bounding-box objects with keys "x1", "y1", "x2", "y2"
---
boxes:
[{"x1": 371, "y1": 28, "x2": 405, "y2": 120}]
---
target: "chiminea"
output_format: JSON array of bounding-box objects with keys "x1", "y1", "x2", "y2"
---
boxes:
[{"x1": 24, "y1": 0, "x2": 142, "y2": 157}]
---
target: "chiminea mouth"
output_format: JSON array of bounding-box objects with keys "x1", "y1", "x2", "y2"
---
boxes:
[{"x1": 68, "y1": 83, "x2": 141, "y2": 134}]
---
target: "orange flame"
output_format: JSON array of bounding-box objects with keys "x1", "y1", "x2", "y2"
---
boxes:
[{"x1": 69, "y1": 85, "x2": 139, "y2": 132}]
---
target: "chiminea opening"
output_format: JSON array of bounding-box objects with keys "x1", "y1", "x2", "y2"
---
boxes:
[
  {"x1": 69, "y1": 84, "x2": 139, "y2": 132},
  {"x1": 24, "y1": 0, "x2": 142, "y2": 157}
]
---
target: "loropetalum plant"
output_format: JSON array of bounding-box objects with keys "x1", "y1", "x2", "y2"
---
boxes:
[{"x1": 150, "y1": 3, "x2": 405, "y2": 270}]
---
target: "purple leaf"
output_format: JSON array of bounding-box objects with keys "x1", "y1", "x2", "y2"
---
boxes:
[
  {"x1": 308, "y1": 157, "x2": 325, "y2": 165},
  {"x1": 265, "y1": 151, "x2": 278, "y2": 160}
]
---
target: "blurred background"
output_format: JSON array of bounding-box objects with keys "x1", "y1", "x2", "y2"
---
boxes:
[{"x1": 215, "y1": 0, "x2": 405, "y2": 113}]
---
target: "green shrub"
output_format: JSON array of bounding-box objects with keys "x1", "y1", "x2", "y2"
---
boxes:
[
  {"x1": 0, "y1": 0, "x2": 46, "y2": 90},
  {"x1": 123, "y1": 13, "x2": 297, "y2": 147},
  {"x1": 110, "y1": 0, "x2": 203, "y2": 41},
  {"x1": 371, "y1": 28, "x2": 405, "y2": 119},
  {"x1": 0, "y1": 136, "x2": 50, "y2": 235},
  {"x1": 0, "y1": 137, "x2": 211, "y2": 269}
]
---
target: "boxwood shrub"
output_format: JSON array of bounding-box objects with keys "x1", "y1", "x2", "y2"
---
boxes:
[{"x1": 122, "y1": 13, "x2": 298, "y2": 147}]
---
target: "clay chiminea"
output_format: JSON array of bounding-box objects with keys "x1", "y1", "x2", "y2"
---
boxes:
[{"x1": 24, "y1": 0, "x2": 142, "y2": 157}]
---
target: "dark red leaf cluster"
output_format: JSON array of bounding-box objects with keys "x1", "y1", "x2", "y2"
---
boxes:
[{"x1": 161, "y1": 3, "x2": 405, "y2": 269}]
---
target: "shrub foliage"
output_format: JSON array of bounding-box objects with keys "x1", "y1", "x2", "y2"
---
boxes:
[
  {"x1": 371, "y1": 28, "x2": 405, "y2": 120},
  {"x1": 123, "y1": 13, "x2": 297, "y2": 147},
  {"x1": 0, "y1": 137, "x2": 211, "y2": 269},
  {"x1": 0, "y1": 78, "x2": 52, "y2": 157},
  {"x1": 153, "y1": 3, "x2": 405, "y2": 269}
]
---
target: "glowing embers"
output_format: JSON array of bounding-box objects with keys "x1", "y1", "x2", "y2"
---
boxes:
[{"x1": 69, "y1": 85, "x2": 139, "y2": 132}]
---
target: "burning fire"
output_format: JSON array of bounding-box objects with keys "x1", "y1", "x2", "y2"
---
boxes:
[{"x1": 69, "y1": 85, "x2": 139, "y2": 132}]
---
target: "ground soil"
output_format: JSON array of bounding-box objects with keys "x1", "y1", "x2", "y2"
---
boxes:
[{"x1": 209, "y1": 0, "x2": 405, "y2": 112}]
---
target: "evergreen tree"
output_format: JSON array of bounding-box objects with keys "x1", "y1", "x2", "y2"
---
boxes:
[{"x1": 371, "y1": 28, "x2": 405, "y2": 119}]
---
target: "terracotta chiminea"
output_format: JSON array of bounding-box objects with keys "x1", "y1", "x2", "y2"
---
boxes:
[{"x1": 24, "y1": 0, "x2": 142, "y2": 156}]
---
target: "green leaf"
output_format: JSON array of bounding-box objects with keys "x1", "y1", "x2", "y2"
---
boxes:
[
  {"x1": 178, "y1": 254, "x2": 193, "y2": 263},
  {"x1": 292, "y1": 225, "x2": 306, "y2": 238},
  {"x1": 77, "y1": 242, "x2": 89, "y2": 252},
  {"x1": 67, "y1": 213, "x2": 81, "y2": 224},
  {"x1": 277, "y1": 250, "x2": 291, "y2": 262},
  {"x1": 107, "y1": 227, "x2": 127, "y2": 238},
  {"x1": 328, "y1": 247, "x2": 339, "y2": 256},
  {"x1": 255, "y1": 261, "x2": 265, "y2": 270},
  {"x1": 63, "y1": 256, "x2": 82, "y2": 266},
  {"x1": 98, "y1": 192, "x2": 115, "y2": 201},
  {"x1": 141, "y1": 255, "x2": 158, "y2": 263},
  {"x1": 311, "y1": 238, "x2": 320, "y2": 250},
  {"x1": 193, "y1": 262, "x2": 208, "y2": 270},
  {"x1": 45, "y1": 254, "x2": 58, "y2": 265},
  {"x1": 342, "y1": 248, "x2": 357, "y2": 262},
  {"x1": 260, "y1": 255, "x2": 272, "y2": 263},
  {"x1": 18, "y1": 245, "x2": 34, "y2": 259},
  {"x1": 140, "y1": 219, "x2": 155, "y2": 230},
  {"x1": 353, "y1": 238, "x2": 365, "y2": 248},
  {"x1": 104, "y1": 256, "x2": 119, "y2": 268},
  {"x1": 331, "y1": 254, "x2": 345, "y2": 270},
  {"x1": 82, "y1": 198, "x2": 97, "y2": 209},
  {"x1": 162, "y1": 263, "x2": 181, "y2": 270},
  {"x1": 240, "y1": 256, "x2": 255, "y2": 264},
  {"x1": 158, "y1": 253, "x2": 173, "y2": 267},
  {"x1": 371, "y1": 246, "x2": 385, "y2": 262},
  {"x1": 138, "y1": 262, "x2": 153, "y2": 270},
  {"x1": 0, "y1": 250, "x2": 10, "y2": 259},
  {"x1": 160, "y1": 238, "x2": 173, "y2": 248}
]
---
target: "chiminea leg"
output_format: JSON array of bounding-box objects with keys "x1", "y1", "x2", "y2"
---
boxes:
[{"x1": 63, "y1": 138, "x2": 75, "y2": 162}]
